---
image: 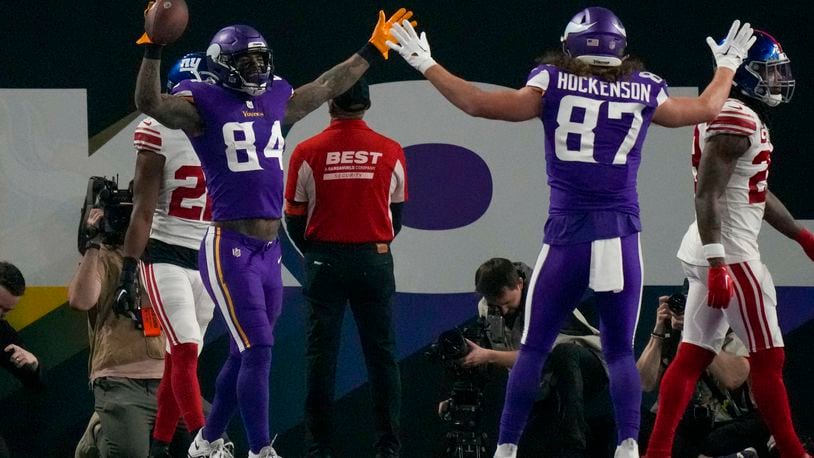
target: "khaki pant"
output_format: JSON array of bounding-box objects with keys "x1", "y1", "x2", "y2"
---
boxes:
[{"x1": 75, "y1": 377, "x2": 160, "y2": 458}]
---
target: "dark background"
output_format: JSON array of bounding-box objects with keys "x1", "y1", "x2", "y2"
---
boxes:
[
  {"x1": 1, "y1": 0, "x2": 811, "y2": 216},
  {"x1": 0, "y1": 1, "x2": 812, "y2": 456}
]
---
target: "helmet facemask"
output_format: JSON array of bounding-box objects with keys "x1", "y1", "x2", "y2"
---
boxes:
[
  {"x1": 743, "y1": 57, "x2": 795, "y2": 106},
  {"x1": 206, "y1": 25, "x2": 274, "y2": 97}
]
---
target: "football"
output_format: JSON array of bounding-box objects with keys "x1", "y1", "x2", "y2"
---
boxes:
[{"x1": 144, "y1": 0, "x2": 189, "y2": 45}]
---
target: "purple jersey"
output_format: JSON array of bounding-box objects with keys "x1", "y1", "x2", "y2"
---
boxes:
[
  {"x1": 526, "y1": 64, "x2": 669, "y2": 245},
  {"x1": 173, "y1": 77, "x2": 293, "y2": 221}
]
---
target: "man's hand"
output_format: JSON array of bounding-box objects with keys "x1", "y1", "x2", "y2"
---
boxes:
[
  {"x1": 113, "y1": 257, "x2": 140, "y2": 321},
  {"x1": 706, "y1": 20, "x2": 756, "y2": 72},
  {"x1": 796, "y1": 228, "x2": 814, "y2": 262},
  {"x1": 386, "y1": 20, "x2": 437, "y2": 74},
  {"x1": 707, "y1": 265, "x2": 735, "y2": 309},
  {"x1": 460, "y1": 339, "x2": 491, "y2": 367},
  {"x1": 84, "y1": 208, "x2": 105, "y2": 244},
  {"x1": 653, "y1": 298, "x2": 672, "y2": 335},
  {"x1": 369, "y1": 8, "x2": 416, "y2": 59},
  {"x1": 5, "y1": 344, "x2": 38, "y2": 371}
]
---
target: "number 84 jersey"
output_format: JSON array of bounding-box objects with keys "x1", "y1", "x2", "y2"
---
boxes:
[
  {"x1": 678, "y1": 98, "x2": 772, "y2": 266},
  {"x1": 134, "y1": 117, "x2": 212, "y2": 251}
]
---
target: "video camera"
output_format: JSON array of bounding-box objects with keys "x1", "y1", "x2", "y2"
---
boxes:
[
  {"x1": 426, "y1": 318, "x2": 492, "y2": 458},
  {"x1": 77, "y1": 176, "x2": 134, "y2": 253}
]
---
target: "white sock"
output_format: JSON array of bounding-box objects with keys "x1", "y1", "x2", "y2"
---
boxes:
[{"x1": 495, "y1": 443, "x2": 518, "y2": 458}]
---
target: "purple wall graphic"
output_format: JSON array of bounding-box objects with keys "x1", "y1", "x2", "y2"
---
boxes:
[{"x1": 402, "y1": 143, "x2": 493, "y2": 230}]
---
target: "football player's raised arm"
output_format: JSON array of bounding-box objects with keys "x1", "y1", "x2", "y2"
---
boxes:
[
  {"x1": 425, "y1": 66, "x2": 542, "y2": 121},
  {"x1": 653, "y1": 20, "x2": 756, "y2": 128},
  {"x1": 694, "y1": 134, "x2": 749, "y2": 265},
  {"x1": 387, "y1": 21, "x2": 541, "y2": 122},
  {"x1": 122, "y1": 150, "x2": 165, "y2": 260},
  {"x1": 135, "y1": 47, "x2": 203, "y2": 131},
  {"x1": 283, "y1": 55, "x2": 370, "y2": 128},
  {"x1": 652, "y1": 69, "x2": 735, "y2": 128}
]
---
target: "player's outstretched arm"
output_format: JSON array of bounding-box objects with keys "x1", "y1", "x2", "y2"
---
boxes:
[
  {"x1": 284, "y1": 54, "x2": 370, "y2": 127},
  {"x1": 135, "y1": 46, "x2": 203, "y2": 132},
  {"x1": 283, "y1": 8, "x2": 414, "y2": 127},
  {"x1": 653, "y1": 20, "x2": 756, "y2": 127},
  {"x1": 387, "y1": 21, "x2": 541, "y2": 122}
]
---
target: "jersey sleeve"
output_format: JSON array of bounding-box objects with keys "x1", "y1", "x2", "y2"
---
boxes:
[
  {"x1": 390, "y1": 146, "x2": 408, "y2": 204},
  {"x1": 133, "y1": 117, "x2": 165, "y2": 156},
  {"x1": 706, "y1": 99, "x2": 758, "y2": 137},
  {"x1": 526, "y1": 64, "x2": 552, "y2": 91},
  {"x1": 654, "y1": 78, "x2": 669, "y2": 107}
]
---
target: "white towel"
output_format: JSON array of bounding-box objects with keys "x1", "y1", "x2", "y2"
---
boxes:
[{"x1": 589, "y1": 237, "x2": 624, "y2": 293}]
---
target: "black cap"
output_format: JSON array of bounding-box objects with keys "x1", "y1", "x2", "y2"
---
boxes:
[{"x1": 332, "y1": 78, "x2": 371, "y2": 112}]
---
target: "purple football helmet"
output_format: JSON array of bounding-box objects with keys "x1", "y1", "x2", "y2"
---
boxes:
[
  {"x1": 733, "y1": 30, "x2": 794, "y2": 107},
  {"x1": 562, "y1": 7, "x2": 627, "y2": 67},
  {"x1": 206, "y1": 25, "x2": 274, "y2": 96}
]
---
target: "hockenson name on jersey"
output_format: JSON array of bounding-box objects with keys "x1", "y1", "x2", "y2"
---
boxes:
[{"x1": 557, "y1": 72, "x2": 651, "y2": 104}]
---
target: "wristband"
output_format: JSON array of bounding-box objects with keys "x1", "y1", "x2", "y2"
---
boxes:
[
  {"x1": 356, "y1": 42, "x2": 382, "y2": 65},
  {"x1": 702, "y1": 243, "x2": 726, "y2": 260},
  {"x1": 651, "y1": 332, "x2": 666, "y2": 339},
  {"x1": 144, "y1": 44, "x2": 163, "y2": 60}
]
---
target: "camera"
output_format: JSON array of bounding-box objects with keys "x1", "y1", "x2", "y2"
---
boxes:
[
  {"x1": 666, "y1": 292, "x2": 687, "y2": 315},
  {"x1": 77, "y1": 176, "x2": 134, "y2": 253},
  {"x1": 427, "y1": 319, "x2": 492, "y2": 458}
]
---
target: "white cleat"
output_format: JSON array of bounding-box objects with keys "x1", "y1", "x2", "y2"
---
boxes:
[
  {"x1": 188, "y1": 429, "x2": 234, "y2": 458},
  {"x1": 614, "y1": 438, "x2": 639, "y2": 458},
  {"x1": 494, "y1": 443, "x2": 518, "y2": 458}
]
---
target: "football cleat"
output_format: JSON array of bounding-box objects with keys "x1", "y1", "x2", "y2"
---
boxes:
[{"x1": 614, "y1": 438, "x2": 639, "y2": 458}]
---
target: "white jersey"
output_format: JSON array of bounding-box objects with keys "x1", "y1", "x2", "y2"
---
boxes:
[
  {"x1": 678, "y1": 99, "x2": 772, "y2": 265},
  {"x1": 134, "y1": 117, "x2": 211, "y2": 250}
]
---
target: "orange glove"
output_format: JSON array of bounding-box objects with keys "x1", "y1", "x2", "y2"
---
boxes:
[
  {"x1": 369, "y1": 8, "x2": 417, "y2": 59},
  {"x1": 136, "y1": 1, "x2": 156, "y2": 45}
]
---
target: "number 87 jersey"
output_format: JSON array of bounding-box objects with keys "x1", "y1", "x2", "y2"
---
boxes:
[
  {"x1": 134, "y1": 117, "x2": 213, "y2": 250},
  {"x1": 526, "y1": 63, "x2": 669, "y2": 245},
  {"x1": 678, "y1": 99, "x2": 772, "y2": 265}
]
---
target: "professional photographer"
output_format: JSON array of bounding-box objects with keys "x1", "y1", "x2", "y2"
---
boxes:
[
  {"x1": 68, "y1": 178, "x2": 169, "y2": 457},
  {"x1": 637, "y1": 293, "x2": 771, "y2": 457},
  {"x1": 438, "y1": 258, "x2": 612, "y2": 457}
]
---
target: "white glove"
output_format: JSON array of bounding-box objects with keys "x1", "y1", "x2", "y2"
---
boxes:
[
  {"x1": 706, "y1": 20, "x2": 756, "y2": 72},
  {"x1": 386, "y1": 20, "x2": 437, "y2": 74}
]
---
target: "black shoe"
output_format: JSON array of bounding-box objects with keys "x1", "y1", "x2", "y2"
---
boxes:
[{"x1": 148, "y1": 441, "x2": 171, "y2": 458}]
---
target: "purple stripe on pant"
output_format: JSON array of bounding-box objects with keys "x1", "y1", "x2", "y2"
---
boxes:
[{"x1": 499, "y1": 233, "x2": 643, "y2": 446}]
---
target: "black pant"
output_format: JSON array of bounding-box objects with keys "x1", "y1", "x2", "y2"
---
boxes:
[
  {"x1": 521, "y1": 342, "x2": 612, "y2": 457},
  {"x1": 303, "y1": 243, "x2": 401, "y2": 455}
]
